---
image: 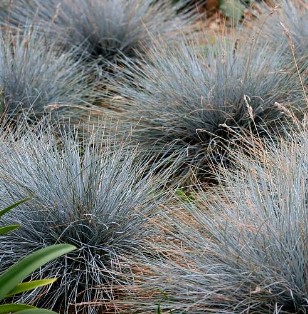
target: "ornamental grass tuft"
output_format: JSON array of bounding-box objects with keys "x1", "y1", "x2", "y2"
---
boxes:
[
  {"x1": 128, "y1": 127, "x2": 308, "y2": 313},
  {"x1": 248, "y1": 0, "x2": 308, "y2": 99},
  {"x1": 254, "y1": 0, "x2": 308, "y2": 64},
  {"x1": 106, "y1": 36, "x2": 304, "y2": 182},
  {"x1": 0, "y1": 28, "x2": 93, "y2": 121},
  {"x1": 1, "y1": 0, "x2": 195, "y2": 71},
  {"x1": 0, "y1": 123, "x2": 167, "y2": 313}
]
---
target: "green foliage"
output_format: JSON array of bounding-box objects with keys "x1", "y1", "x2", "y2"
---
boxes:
[
  {"x1": 0, "y1": 245, "x2": 76, "y2": 301},
  {"x1": 219, "y1": 0, "x2": 247, "y2": 24},
  {"x1": 0, "y1": 198, "x2": 30, "y2": 236},
  {"x1": 0, "y1": 199, "x2": 76, "y2": 313},
  {"x1": 172, "y1": 0, "x2": 252, "y2": 23},
  {"x1": 0, "y1": 88, "x2": 4, "y2": 116},
  {"x1": 175, "y1": 189, "x2": 195, "y2": 203},
  {"x1": 0, "y1": 225, "x2": 20, "y2": 235},
  {"x1": 0, "y1": 198, "x2": 30, "y2": 218},
  {"x1": 0, "y1": 305, "x2": 37, "y2": 313},
  {"x1": 156, "y1": 304, "x2": 162, "y2": 314},
  {"x1": 5, "y1": 280, "x2": 57, "y2": 298}
]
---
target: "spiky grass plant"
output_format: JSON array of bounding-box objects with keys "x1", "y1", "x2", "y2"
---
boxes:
[
  {"x1": 126, "y1": 127, "x2": 308, "y2": 313},
  {"x1": 1, "y1": 0, "x2": 195, "y2": 70},
  {"x1": 106, "y1": 36, "x2": 304, "y2": 182},
  {"x1": 250, "y1": 0, "x2": 308, "y2": 100},
  {"x1": 254, "y1": 0, "x2": 308, "y2": 63},
  {"x1": 0, "y1": 0, "x2": 61, "y2": 27},
  {"x1": 0, "y1": 122, "x2": 168, "y2": 313},
  {"x1": 0, "y1": 28, "x2": 93, "y2": 121}
]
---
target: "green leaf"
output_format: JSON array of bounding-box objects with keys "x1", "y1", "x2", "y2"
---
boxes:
[
  {"x1": 13, "y1": 309, "x2": 58, "y2": 314},
  {"x1": 0, "y1": 244, "x2": 76, "y2": 301},
  {"x1": 0, "y1": 89, "x2": 4, "y2": 116},
  {"x1": 6, "y1": 279, "x2": 57, "y2": 297},
  {"x1": 0, "y1": 198, "x2": 31, "y2": 219},
  {"x1": 0, "y1": 224, "x2": 20, "y2": 235},
  {"x1": 0, "y1": 304, "x2": 35, "y2": 313},
  {"x1": 175, "y1": 189, "x2": 195, "y2": 203},
  {"x1": 219, "y1": 0, "x2": 245, "y2": 24},
  {"x1": 0, "y1": 304, "x2": 57, "y2": 313},
  {"x1": 156, "y1": 304, "x2": 162, "y2": 314}
]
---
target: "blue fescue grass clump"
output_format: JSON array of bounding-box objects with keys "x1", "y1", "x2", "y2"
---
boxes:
[
  {"x1": 250, "y1": 0, "x2": 308, "y2": 96},
  {"x1": 130, "y1": 129, "x2": 308, "y2": 313},
  {"x1": 1, "y1": 0, "x2": 195, "y2": 70},
  {"x1": 0, "y1": 123, "x2": 167, "y2": 313},
  {"x1": 0, "y1": 0, "x2": 59, "y2": 25},
  {"x1": 254, "y1": 0, "x2": 308, "y2": 64},
  {"x1": 106, "y1": 36, "x2": 304, "y2": 182},
  {"x1": 0, "y1": 28, "x2": 93, "y2": 121}
]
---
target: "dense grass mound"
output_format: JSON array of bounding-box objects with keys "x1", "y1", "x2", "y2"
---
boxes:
[
  {"x1": 255, "y1": 0, "x2": 308, "y2": 63},
  {"x1": 251, "y1": 0, "x2": 308, "y2": 95},
  {"x1": 106, "y1": 37, "x2": 304, "y2": 182},
  {"x1": 129, "y1": 129, "x2": 308, "y2": 313},
  {"x1": 0, "y1": 28, "x2": 93, "y2": 121},
  {"x1": 0, "y1": 124, "x2": 167, "y2": 313},
  {"x1": 1, "y1": 0, "x2": 194, "y2": 71}
]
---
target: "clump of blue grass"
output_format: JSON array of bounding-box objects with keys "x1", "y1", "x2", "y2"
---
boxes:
[
  {"x1": 253, "y1": 0, "x2": 308, "y2": 63},
  {"x1": 249, "y1": 0, "x2": 308, "y2": 101},
  {"x1": 0, "y1": 0, "x2": 61, "y2": 28},
  {"x1": 105, "y1": 36, "x2": 304, "y2": 182},
  {"x1": 126, "y1": 127, "x2": 308, "y2": 313},
  {"x1": 1, "y1": 0, "x2": 195, "y2": 71},
  {"x1": 0, "y1": 122, "x2": 168, "y2": 313},
  {"x1": 0, "y1": 28, "x2": 94, "y2": 121}
]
